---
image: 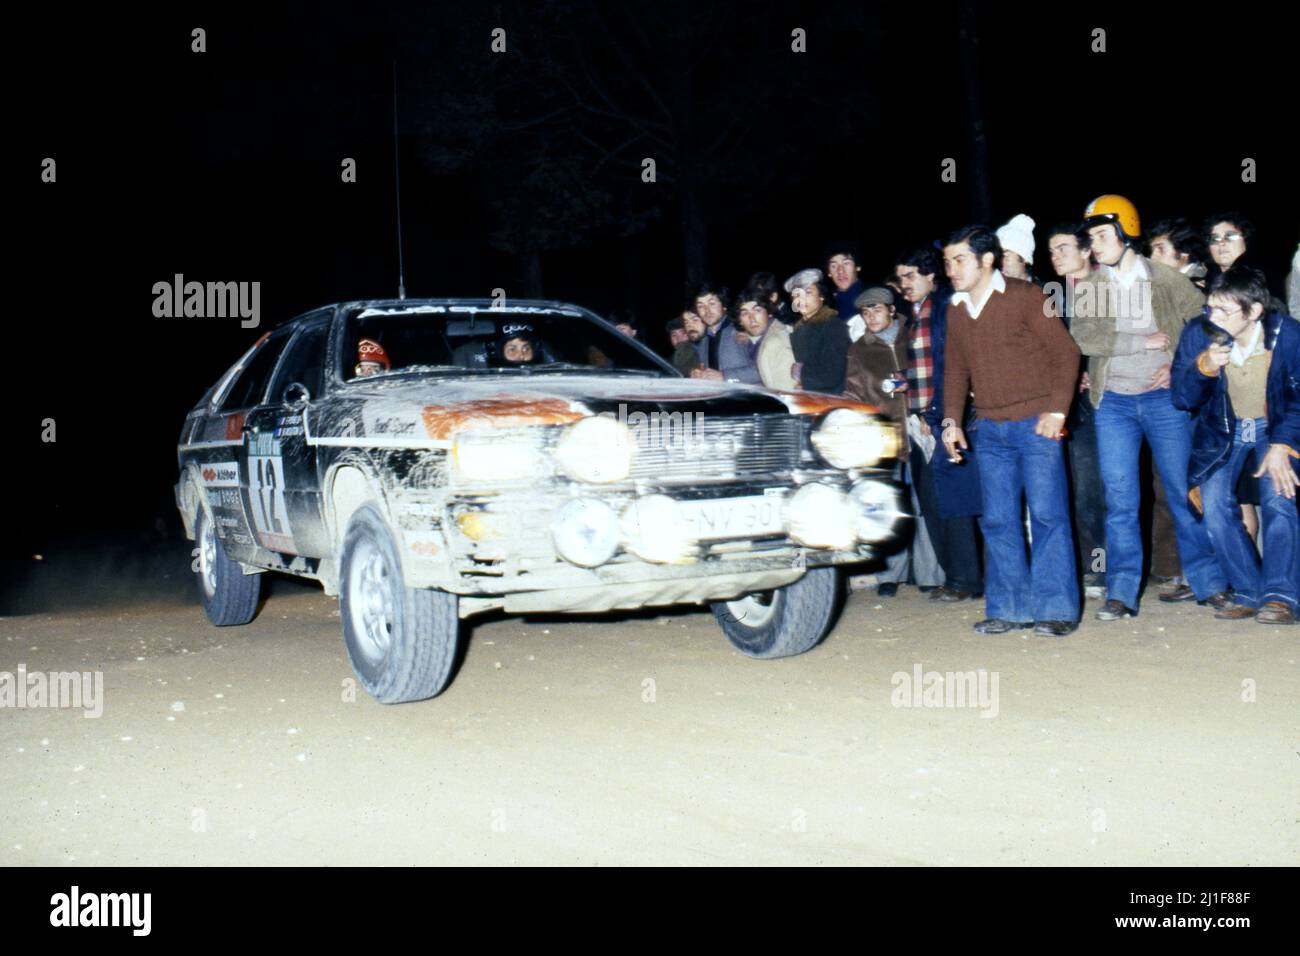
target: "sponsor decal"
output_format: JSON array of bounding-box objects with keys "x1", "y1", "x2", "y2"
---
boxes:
[
  {"x1": 362, "y1": 406, "x2": 421, "y2": 438},
  {"x1": 200, "y1": 461, "x2": 239, "y2": 487},
  {"x1": 274, "y1": 413, "x2": 304, "y2": 438}
]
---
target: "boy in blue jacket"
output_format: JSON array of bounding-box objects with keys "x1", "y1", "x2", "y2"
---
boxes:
[{"x1": 1172, "y1": 266, "x2": 1300, "y2": 625}]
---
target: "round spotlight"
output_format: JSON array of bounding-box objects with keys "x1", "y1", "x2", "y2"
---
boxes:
[
  {"x1": 786, "y1": 482, "x2": 857, "y2": 551},
  {"x1": 550, "y1": 498, "x2": 620, "y2": 567},
  {"x1": 849, "y1": 480, "x2": 909, "y2": 544},
  {"x1": 621, "y1": 495, "x2": 697, "y2": 564}
]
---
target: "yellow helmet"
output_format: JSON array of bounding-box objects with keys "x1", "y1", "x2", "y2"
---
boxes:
[{"x1": 1083, "y1": 194, "x2": 1141, "y2": 243}]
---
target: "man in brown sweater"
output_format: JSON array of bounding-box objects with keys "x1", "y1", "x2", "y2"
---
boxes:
[{"x1": 940, "y1": 225, "x2": 1082, "y2": 637}]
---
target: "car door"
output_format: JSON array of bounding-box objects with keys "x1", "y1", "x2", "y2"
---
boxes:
[
  {"x1": 205, "y1": 326, "x2": 294, "y2": 565},
  {"x1": 241, "y1": 317, "x2": 331, "y2": 558}
]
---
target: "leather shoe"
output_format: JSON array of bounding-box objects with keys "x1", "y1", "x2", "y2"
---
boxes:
[
  {"x1": 973, "y1": 618, "x2": 1031, "y2": 634},
  {"x1": 1255, "y1": 602, "x2": 1298, "y2": 625},
  {"x1": 1199, "y1": 590, "x2": 1235, "y2": 611},
  {"x1": 1158, "y1": 584, "x2": 1196, "y2": 603},
  {"x1": 1096, "y1": 599, "x2": 1136, "y2": 621},
  {"x1": 932, "y1": 586, "x2": 980, "y2": 602},
  {"x1": 1034, "y1": 620, "x2": 1078, "y2": 637},
  {"x1": 877, "y1": 582, "x2": 899, "y2": 597},
  {"x1": 1214, "y1": 603, "x2": 1257, "y2": 620}
]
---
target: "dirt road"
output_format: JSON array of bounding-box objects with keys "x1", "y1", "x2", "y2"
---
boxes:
[{"x1": 2, "y1": 562, "x2": 1297, "y2": 866}]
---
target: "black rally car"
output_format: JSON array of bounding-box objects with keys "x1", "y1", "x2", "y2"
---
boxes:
[{"x1": 176, "y1": 299, "x2": 907, "y2": 703}]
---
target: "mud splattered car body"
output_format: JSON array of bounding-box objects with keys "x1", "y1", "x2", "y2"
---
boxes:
[{"x1": 176, "y1": 299, "x2": 907, "y2": 702}]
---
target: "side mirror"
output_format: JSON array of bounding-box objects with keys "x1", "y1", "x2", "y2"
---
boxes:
[{"x1": 283, "y1": 382, "x2": 311, "y2": 405}]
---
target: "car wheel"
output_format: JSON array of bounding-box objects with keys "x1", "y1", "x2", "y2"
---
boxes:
[
  {"x1": 711, "y1": 566, "x2": 840, "y2": 659},
  {"x1": 339, "y1": 503, "x2": 459, "y2": 703},
  {"x1": 194, "y1": 507, "x2": 262, "y2": 626}
]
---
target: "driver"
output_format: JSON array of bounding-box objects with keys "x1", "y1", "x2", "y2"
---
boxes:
[
  {"x1": 495, "y1": 322, "x2": 544, "y2": 366},
  {"x1": 355, "y1": 338, "x2": 391, "y2": 377}
]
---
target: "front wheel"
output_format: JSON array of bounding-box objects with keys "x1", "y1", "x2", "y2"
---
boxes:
[
  {"x1": 711, "y1": 566, "x2": 840, "y2": 659},
  {"x1": 194, "y1": 508, "x2": 262, "y2": 626},
  {"x1": 339, "y1": 503, "x2": 460, "y2": 703}
]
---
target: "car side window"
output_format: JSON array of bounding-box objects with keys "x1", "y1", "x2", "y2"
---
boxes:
[
  {"x1": 218, "y1": 330, "x2": 292, "y2": 411},
  {"x1": 270, "y1": 324, "x2": 328, "y2": 402}
]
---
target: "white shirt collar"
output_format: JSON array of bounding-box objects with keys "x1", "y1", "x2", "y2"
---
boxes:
[
  {"x1": 951, "y1": 269, "x2": 1006, "y2": 319},
  {"x1": 1104, "y1": 254, "x2": 1149, "y2": 288},
  {"x1": 1229, "y1": 321, "x2": 1264, "y2": 367}
]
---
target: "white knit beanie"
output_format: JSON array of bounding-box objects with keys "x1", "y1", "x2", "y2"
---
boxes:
[{"x1": 997, "y1": 214, "x2": 1036, "y2": 265}]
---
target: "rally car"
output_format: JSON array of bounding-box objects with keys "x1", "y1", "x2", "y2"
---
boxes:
[{"x1": 175, "y1": 299, "x2": 907, "y2": 703}]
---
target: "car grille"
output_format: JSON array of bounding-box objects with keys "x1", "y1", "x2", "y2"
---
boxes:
[{"x1": 627, "y1": 414, "x2": 805, "y2": 483}]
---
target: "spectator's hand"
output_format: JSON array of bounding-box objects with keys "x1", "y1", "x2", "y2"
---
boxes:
[
  {"x1": 791, "y1": 362, "x2": 803, "y2": 386},
  {"x1": 1253, "y1": 444, "x2": 1300, "y2": 499},
  {"x1": 1145, "y1": 331, "x2": 1172, "y2": 351},
  {"x1": 913, "y1": 414, "x2": 931, "y2": 437},
  {"x1": 1149, "y1": 363, "x2": 1172, "y2": 389},
  {"x1": 691, "y1": 367, "x2": 724, "y2": 381},
  {"x1": 1035, "y1": 413, "x2": 1066, "y2": 440},
  {"x1": 941, "y1": 424, "x2": 967, "y2": 462},
  {"x1": 735, "y1": 332, "x2": 751, "y2": 346},
  {"x1": 1079, "y1": 371, "x2": 1091, "y2": 393},
  {"x1": 1206, "y1": 344, "x2": 1232, "y2": 369}
]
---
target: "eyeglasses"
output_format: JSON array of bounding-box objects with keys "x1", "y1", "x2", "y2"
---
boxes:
[
  {"x1": 1208, "y1": 233, "x2": 1243, "y2": 245},
  {"x1": 1207, "y1": 304, "x2": 1244, "y2": 320}
]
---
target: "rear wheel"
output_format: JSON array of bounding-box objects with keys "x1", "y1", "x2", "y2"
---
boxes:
[
  {"x1": 711, "y1": 566, "x2": 840, "y2": 658},
  {"x1": 194, "y1": 508, "x2": 262, "y2": 626},
  {"x1": 339, "y1": 503, "x2": 460, "y2": 703}
]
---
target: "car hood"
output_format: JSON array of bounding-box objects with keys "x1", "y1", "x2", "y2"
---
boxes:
[{"x1": 320, "y1": 374, "x2": 876, "y2": 442}]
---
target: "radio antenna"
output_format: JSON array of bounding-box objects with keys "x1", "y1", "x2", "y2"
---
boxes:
[{"x1": 392, "y1": 59, "x2": 407, "y2": 300}]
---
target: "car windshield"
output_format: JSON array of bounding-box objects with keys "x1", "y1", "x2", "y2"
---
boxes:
[{"x1": 341, "y1": 306, "x2": 672, "y2": 382}]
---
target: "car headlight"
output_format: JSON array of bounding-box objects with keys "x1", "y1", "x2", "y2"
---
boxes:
[
  {"x1": 451, "y1": 433, "x2": 546, "y2": 482},
  {"x1": 555, "y1": 415, "x2": 635, "y2": 483},
  {"x1": 811, "y1": 408, "x2": 899, "y2": 469},
  {"x1": 551, "y1": 498, "x2": 621, "y2": 567}
]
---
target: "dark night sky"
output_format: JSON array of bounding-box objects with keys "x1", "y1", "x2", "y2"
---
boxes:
[{"x1": 8, "y1": 2, "x2": 1298, "y2": 564}]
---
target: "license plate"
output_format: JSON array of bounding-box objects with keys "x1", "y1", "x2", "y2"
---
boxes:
[{"x1": 679, "y1": 495, "x2": 785, "y2": 540}]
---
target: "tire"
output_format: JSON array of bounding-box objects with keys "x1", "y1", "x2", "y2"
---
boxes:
[
  {"x1": 194, "y1": 507, "x2": 262, "y2": 626},
  {"x1": 711, "y1": 566, "x2": 840, "y2": 659},
  {"x1": 339, "y1": 503, "x2": 459, "y2": 703}
]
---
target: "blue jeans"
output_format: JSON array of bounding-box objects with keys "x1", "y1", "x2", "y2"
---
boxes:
[
  {"x1": 1095, "y1": 390, "x2": 1227, "y2": 609},
  {"x1": 1202, "y1": 418, "x2": 1300, "y2": 611},
  {"x1": 975, "y1": 416, "x2": 1078, "y2": 622}
]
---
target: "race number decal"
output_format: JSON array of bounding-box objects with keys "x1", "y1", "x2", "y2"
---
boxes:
[{"x1": 248, "y1": 455, "x2": 296, "y2": 552}]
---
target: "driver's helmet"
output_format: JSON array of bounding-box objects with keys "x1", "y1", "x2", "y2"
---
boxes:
[
  {"x1": 355, "y1": 338, "x2": 391, "y2": 377},
  {"x1": 494, "y1": 322, "x2": 543, "y2": 366}
]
